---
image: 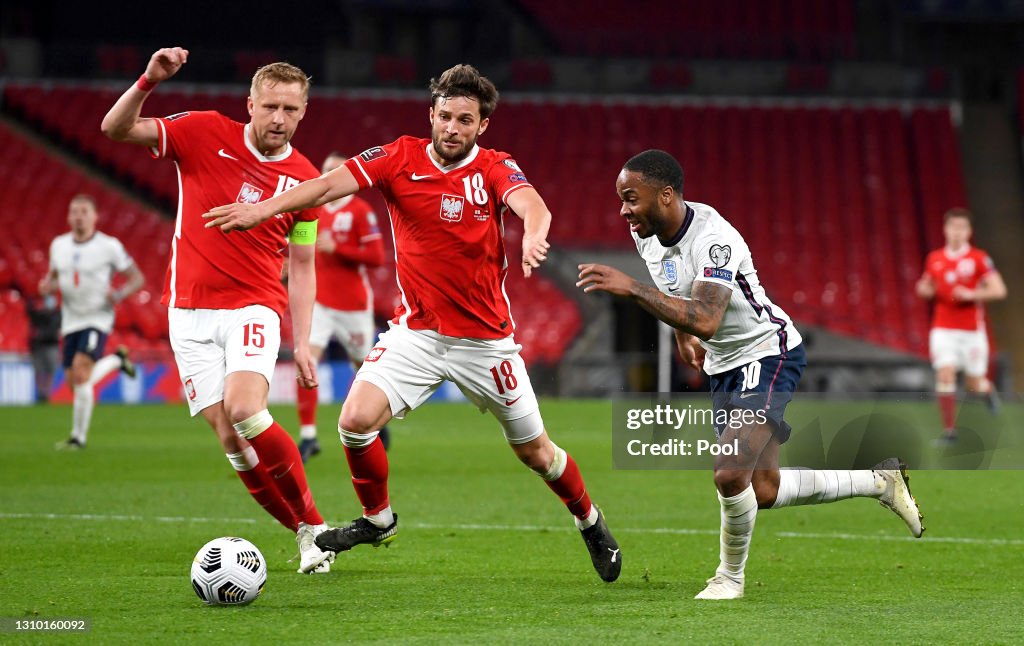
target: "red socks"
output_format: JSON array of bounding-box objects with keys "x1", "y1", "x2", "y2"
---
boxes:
[
  {"x1": 236, "y1": 463, "x2": 298, "y2": 532},
  {"x1": 938, "y1": 392, "x2": 957, "y2": 433},
  {"x1": 297, "y1": 385, "x2": 318, "y2": 427},
  {"x1": 544, "y1": 455, "x2": 593, "y2": 520},
  {"x1": 343, "y1": 438, "x2": 390, "y2": 515},
  {"x1": 248, "y1": 422, "x2": 324, "y2": 525}
]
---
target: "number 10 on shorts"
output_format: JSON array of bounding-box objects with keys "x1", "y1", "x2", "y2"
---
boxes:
[{"x1": 741, "y1": 360, "x2": 761, "y2": 391}]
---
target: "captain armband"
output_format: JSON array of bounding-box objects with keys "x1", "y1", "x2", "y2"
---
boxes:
[{"x1": 289, "y1": 220, "x2": 318, "y2": 246}]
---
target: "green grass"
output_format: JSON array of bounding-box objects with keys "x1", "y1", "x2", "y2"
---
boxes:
[{"x1": 1, "y1": 400, "x2": 1022, "y2": 644}]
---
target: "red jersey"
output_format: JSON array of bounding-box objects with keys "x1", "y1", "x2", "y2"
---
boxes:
[
  {"x1": 151, "y1": 111, "x2": 320, "y2": 316},
  {"x1": 922, "y1": 245, "x2": 995, "y2": 331},
  {"x1": 316, "y1": 195, "x2": 383, "y2": 311},
  {"x1": 345, "y1": 136, "x2": 533, "y2": 338}
]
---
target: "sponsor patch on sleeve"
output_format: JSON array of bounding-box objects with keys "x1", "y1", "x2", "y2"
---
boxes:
[
  {"x1": 508, "y1": 173, "x2": 527, "y2": 182},
  {"x1": 359, "y1": 146, "x2": 387, "y2": 162},
  {"x1": 703, "y1": 267, "x2": 734, "y2": 281}
]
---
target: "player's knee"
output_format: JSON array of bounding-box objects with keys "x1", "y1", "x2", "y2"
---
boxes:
[
  {"x1": 232, "y1": 409, "x2": 273, "y2": 440},
  {"x1": 338, "y1": 404, "x2": 380, "y2": 435},
  {"x1": 338, "y1": 425, "x2": 379, "y2": 449},
  {"x1": 713, "y1": 468, "x2": 751, "y2": 497},
  {"x1": 752, "y1": 479, "x2": 780, "y2": 508}
]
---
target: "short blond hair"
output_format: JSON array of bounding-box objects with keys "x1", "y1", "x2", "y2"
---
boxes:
[
  {"x1": 69, "y1": 193, "x2": 98, "y2": 211},
  {"x1": 943, "y1": 207, "x2": 972, "y2": 224},
  {"x1": 250, "y1": 62, "x2": 311, "y2": 102}
]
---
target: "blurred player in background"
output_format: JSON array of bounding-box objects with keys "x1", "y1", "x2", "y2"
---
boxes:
[
  {"x1": 205, "y1": 64, "x2": 623, "y2": 583},
  {"x1": 916, "y1": 208, "x2": 1006, "y2": 445},
  {"x1": 295, "y1": 152, "x2": 390, "y2": 462},
  {"x1": 42, "y1": 194, "x2": 143, "y2": 449},
  {"x1": 101, "y1": 46, "x2": 332, "y2": 573},
  {"x1": 577, "y1": 150, "x2": 923, "y2": 599}
]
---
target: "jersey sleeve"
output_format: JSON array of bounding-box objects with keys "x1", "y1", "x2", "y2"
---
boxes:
[
  {"x1": 979, "y1": 252, "x2": 996, "y2": 277},
  {"x1": 149, "y1": 110, "x2": 219, "y2": 161},
  {"x1": 487, "y1": 155, "x2": 533, "y2": 206},
  {"x1": 345, "y1": 140, "x2": 401, "y2": 191},
  {"x1": 111, "y1": 237, "x2": 135, "y2": 272},
  {"x1": 690, "y1": 226, "x2": 746, "y2": 290}
]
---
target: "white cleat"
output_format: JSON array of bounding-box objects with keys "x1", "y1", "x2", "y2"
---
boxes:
[
  {"x1": 297, "y1": 522, "x2": 335, "y2": 574},
  {"x1": 874, "y1": 457, "x2": 924, "y2": 538},
  {"x1": 694, "y1": 574, "x2": 744, "y2": 600}
]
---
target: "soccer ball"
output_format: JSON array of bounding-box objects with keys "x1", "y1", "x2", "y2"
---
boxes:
[{"x1": 190, "y1": 537, "x2": 267, "y2": 606}]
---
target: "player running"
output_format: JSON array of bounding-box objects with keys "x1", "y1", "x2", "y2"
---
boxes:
[
  {"x1": 101, "y1": 46, "x2": 333, "y2": 573},
  {"x1": 204, "y1": 64, "x2": 622, "y2": 582},
  {"x1": 576, "y1": 149, "x2": 923, "y2": 599},
  {"x1": 915, "y1": 207, "x2": 1006, "y2": 445},
  {"x1": 43, "y1": 194, "x2": 144, "y2": 450},
  {"x1": 295, "y1": 152, "x2": 390, "y2": 462}
]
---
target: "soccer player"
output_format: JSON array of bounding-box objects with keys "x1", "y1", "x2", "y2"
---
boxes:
[
  {"x1": 295, "y1": 152, "x2": 390, "y2": 462},
  {"x1": 204, "y1": 64, "x2": 622, "y2": 582},
  {"x1": 576, "y1": 150, "x2": 923, "y2": 599},
  {"x1": 100, "y1": 46, "x2": 333, "y2": 574},
  {"x1": 41, "y1": 194, "x2": 143, "y2": 449},
  {"x1": 915, "y1": 207, "x2": 1006, "y2": 445}
]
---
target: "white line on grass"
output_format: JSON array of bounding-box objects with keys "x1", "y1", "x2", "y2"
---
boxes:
[{"x1": 2, "y1": 512, "x2": 1020, "y2": 546}]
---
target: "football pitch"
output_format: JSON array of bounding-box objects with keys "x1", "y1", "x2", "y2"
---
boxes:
[{"x1": 1, "y1": 400, "x2": 1022, "y2": 644}]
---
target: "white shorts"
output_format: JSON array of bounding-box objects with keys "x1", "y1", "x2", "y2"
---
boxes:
[
  {"x1": 929, "y1": 328, "x2": 988, "y2": 377},
  {"x1": 309, "y1": 302, "x2": 375, "y2": 360},
  {"x1": 354, "y1": 323, "x2": 542, "y2": 443},
  {"x1": 168, "y1": 305, "x2": 281, "y2": 416}
]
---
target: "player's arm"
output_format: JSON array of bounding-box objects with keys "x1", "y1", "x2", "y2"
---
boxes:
[
  {"x1": 577, "y1": 264, "x2": 730, "y2": 340},
  {"x1": 954, "y1": 270, "x2": 1007, "y2": 302},
  {"x1": 319, "y1": 236, "x2": 386, "y2": 267},
  {"x1": 288, "y1": 223, "x2": 318, "y2": 390},
  {"x1": 674, "y1": 329, "x2": 706, "y2": 370},
  {"x1": 505, "y1": 187, "x2": 551, "y2": 278},
  {"x1": 100, "y1": 47, "x2": 189, "y2": 146},
  {"x1": 108, "y1": 264, "x2": 145, "y2": 305},
  {"x1": 38, "y1": 268, "x2": 59, "y2": 297},
  {"x1": 204, "y1": 166, "x2": 361, "y2": 232},
  {"x1": 915, "y1": 270, "x2": 936, "y2": 300}
]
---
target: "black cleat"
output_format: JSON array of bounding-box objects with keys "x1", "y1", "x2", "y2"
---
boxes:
[
  {"x1": 580, "y1": 506, "x2": 621, "y2": 582},
  {"x1": 315, "y1": 514, "x2": 398, "y2": 553},
  {"x1": 116, "y1": 346, "x2": 136, "y2": 379},
  {"x1": 298, "y1": 438, "x2": 321, "y2": 463},
  {"x1": 932, "y1": 434, "x2": 957, "y2": 448},
  {"x1": 56, "y1": 437, "x2": 84, "y2": 450}
]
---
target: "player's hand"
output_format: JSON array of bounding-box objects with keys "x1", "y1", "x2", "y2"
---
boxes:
[
  {"x1": 952, "y1": 285, "x2": 976, "y2": 302},
  {"x1": 679, "y1": 336, "x2": 706, "y2": 371},
  {"x1": 144, "y1": 47, "x2": 189, "y2": 84},
  {"x1": 293, "y1": 346, "x2": 319, "y2": 390},
  {"x1": 38, "y1": 276, "x2": 56, "y2": 297},
  {"x1": 315, "y1": 235, "x2": 336, "y2": 254},
  {"x1": 521, "y1": 234, "x2": 550, "y2": 278},
  {"x1": 915, "y1": 274, "x2": 935, "y2": 299},
  {"x1": 203, "y1": 202, "x2": 270, "y2": 232},
  {"x1": 576, "y1": 263, "x2": 635, "y2": 297}
]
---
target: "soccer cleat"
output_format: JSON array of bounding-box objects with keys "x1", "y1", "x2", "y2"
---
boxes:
[
  {"x1": 56, "y1": 437, "x2": 84, "y2": 450},
  {"x1": 116, "y1": 346, "x2": 136, "y2": 379},
  {"x1": 694, "y1": 574, "x2": 744, "y2": 599},
  {"x1": 296, "y1": 522, "x2": 334, "y2": 574},
  {"x1": 931, "y1": 434, "x2": 957, "y2": 448},
  {"x1": 298, "y1": 438, "x2": 321, "y2": 463},
  {"x1": 315, "y1": 514, "x2": 398, "y2": 553},
  {"x1": 986, "y1": 390, "x2": 1001, "y2": 416},
  {"x1": 579, "y1": 505, "x2": 622, "y2": 582},
  {"x1": 874, "y1": 457, "x2": 924, "y2": 538}
]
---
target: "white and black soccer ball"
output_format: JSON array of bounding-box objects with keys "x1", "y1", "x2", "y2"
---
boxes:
[{"x1": 190, "y1": 537, "x2": 267, "y2": 606}]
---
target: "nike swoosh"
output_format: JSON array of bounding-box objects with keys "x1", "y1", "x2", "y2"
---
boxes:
[
  {"x1": 410, "y1": 172, "x2": 433, "y2": 180},
  {"x1": 244, "y1": 352, "x2": 263, "y2": 357},
  {"x1": 218, "y1": 149, "x2": 239, "y2": 160},
  {"x1": 668, "y1": 287, "x2": 679, "y2": 292},
  {"x1": 273, "y1": 464, "x2": 293, "y2": 479},
  {"x1": 504, "y1": 396, "x2": 523, "y2": 406},
  {"x1": 739, "y1": 392, "x2": 758, "y2": 399}
]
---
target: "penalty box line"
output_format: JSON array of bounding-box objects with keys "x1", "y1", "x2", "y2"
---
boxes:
[{"x1": 0, "y1": 512, "x2": 1021, "y2": 547}]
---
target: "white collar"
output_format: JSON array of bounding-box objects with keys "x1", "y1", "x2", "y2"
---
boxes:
[
  {"x1": 244, "y1": 123, "x2": 293, "y2": 162},
  {"x1": 425, "y1": 143, "x2": 479, "y2": 173}
]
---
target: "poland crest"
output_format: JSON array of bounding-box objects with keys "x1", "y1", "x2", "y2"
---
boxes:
[{"x1": 440, "y1": 194, "x2": 464, "y2": 222}]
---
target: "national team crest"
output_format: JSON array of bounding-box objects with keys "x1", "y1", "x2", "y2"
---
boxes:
[
  {"x1": 184, "y1": 378, "x2": 197, "y2": 401},
  {"x1": 364, "y1": 347, "x2": 386, "y2": 362},
  {"x1": 662, "y1": 260, "x2": 678, "y2": 283},
  {"x1": 440, "y1": 194, "x2": 465, "y2": 222},
  {"x1": 236, "y1": 182, "x2": 264, "y2": 204}
]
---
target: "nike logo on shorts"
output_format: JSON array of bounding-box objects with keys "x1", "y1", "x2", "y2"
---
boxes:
[
  {"x1": 504, "y1": 396, "x2": 523, "y2": 406},
  {"x1": 244, "y1": 351, "x2": 262, "y2": 357},
  {"x1": 218, "y1": 149, "x2": 239, "y2": 160}
]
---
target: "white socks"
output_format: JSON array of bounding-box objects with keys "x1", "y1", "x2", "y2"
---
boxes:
[
  {"x1": 771, "y1": 469, "x2": 883, "y2": 509},
  {"x1": 69, "y1": 354, "x2": 123, "y2": 444},
  {"x1": 716, "y1": 485, "x2": 758, "y2": 583},
  {"x1": 300, "y1": 424, "x2": 318, "y2": 440},
  {"x1": 574, "y1": 504, "x2": 600, "y2": 531},
  {"x1": 365, "y1": 507, "x2": 395, "y2": 528},
  {"x1": 90, "y1": 354, "x2": 121, "y2": 384}
]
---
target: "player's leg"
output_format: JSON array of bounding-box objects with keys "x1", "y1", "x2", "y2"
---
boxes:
[
  {"x1": 963, "y1": 332, "x2": 999, "y2": 415},
  {"x1": 930, "y1": 329, "x2": 960, "y2": 442},
  {"x1": 296, "y1": 344, "x2": 325, "y2": 462},
  {"x1": 315, "y1": 325, "x2": 444, "y2": 555},
  {"x1": 66, "y1": 350, "x2": 96, "y2": 447},
  {"x1": 340, "y1": 308, "x2": 392, "y2": 450}
]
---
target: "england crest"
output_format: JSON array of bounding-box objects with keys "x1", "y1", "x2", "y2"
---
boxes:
[{"x1": 662, "y1": 259, "x2": 678, "y2": 283}]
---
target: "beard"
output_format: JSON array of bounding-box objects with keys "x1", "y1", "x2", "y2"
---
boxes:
[{"x1": 432, "y1": 132, "x2": 477, "y2": 164}]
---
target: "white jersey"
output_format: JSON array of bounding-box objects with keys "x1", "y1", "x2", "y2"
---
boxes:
[
  {"x1": 634, "y1": 201, "x2": 802, "y2": 375},
  {"x1": 49, "y1": 232, "x2": 135, "y2": 335}
]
